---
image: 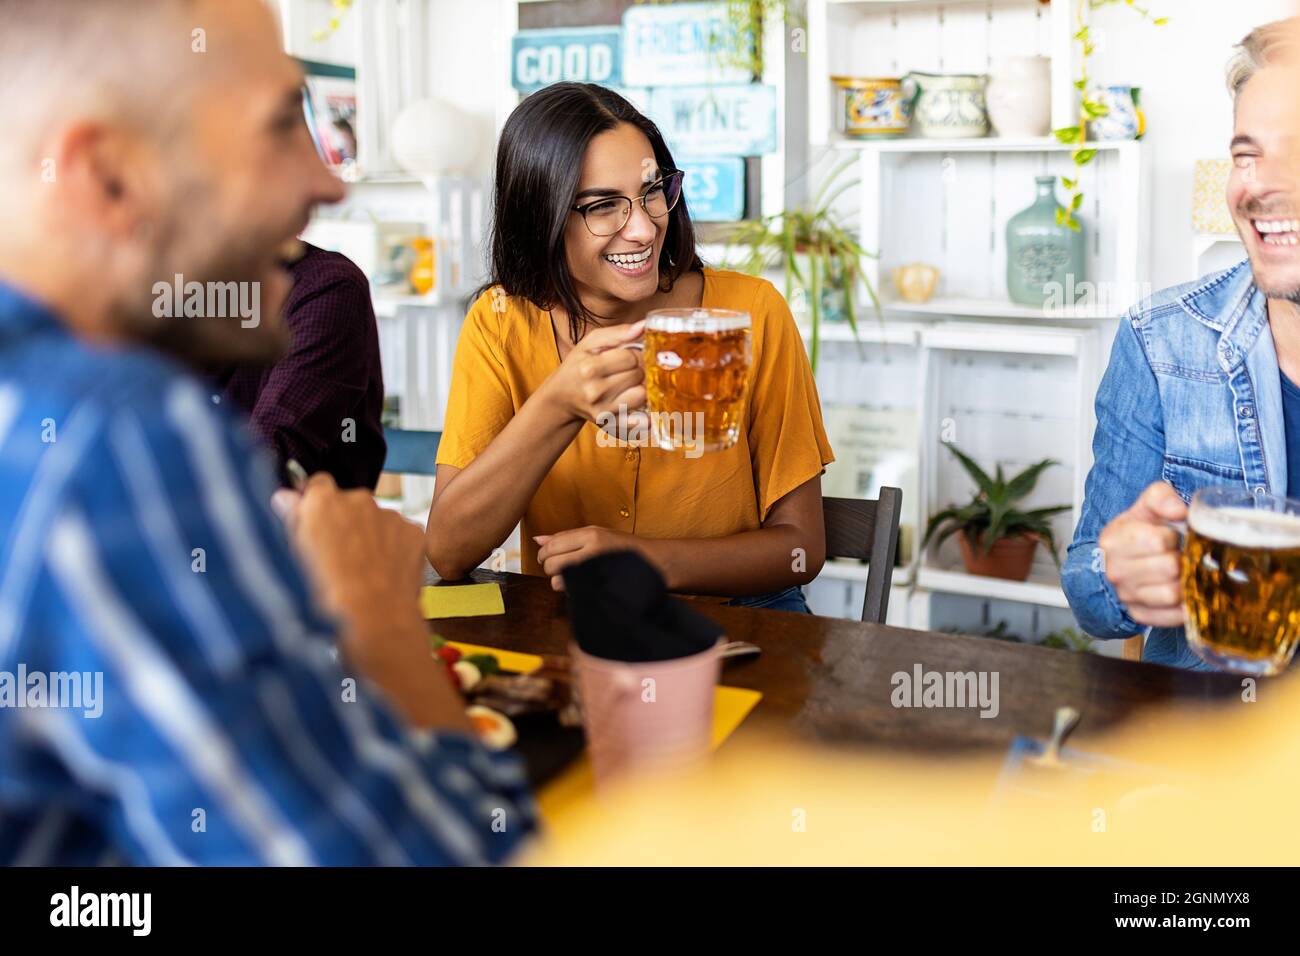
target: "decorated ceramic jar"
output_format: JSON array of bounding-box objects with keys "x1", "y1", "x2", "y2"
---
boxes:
[{"x1": 832, "y1": 76, "x2": 910, "y2": 139}]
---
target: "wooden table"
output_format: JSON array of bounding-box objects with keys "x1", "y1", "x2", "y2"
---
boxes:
[{"x1": 428, "y1": 570, "x2": 1245, "y2": 752}]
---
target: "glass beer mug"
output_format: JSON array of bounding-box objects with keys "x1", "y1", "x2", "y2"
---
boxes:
[
  {"x1": 643, "y1": 308, "x2": 752, "y2": 454},
  {"x1": 1181, "y1": 487, "x2": 1300, "y2": 675}
]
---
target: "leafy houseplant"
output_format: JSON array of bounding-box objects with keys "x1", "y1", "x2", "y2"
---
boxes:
[
  {"x1": 921, "y1": 444, "x2": 1071, "y2": 582},
  {"x1": 727, "y1": 158, "x2": 880, "y2": 372}
]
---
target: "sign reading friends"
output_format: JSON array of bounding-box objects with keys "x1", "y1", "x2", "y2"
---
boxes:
[{"x1": 619, "y1": 1, "x2": 752, "y2": 88}]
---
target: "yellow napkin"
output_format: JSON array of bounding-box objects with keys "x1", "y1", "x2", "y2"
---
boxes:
[{"x1": 420, "y1": 583, "x2": 504, "y2": 619}]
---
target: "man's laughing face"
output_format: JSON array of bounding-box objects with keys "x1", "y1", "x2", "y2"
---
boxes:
[{"x1": 1229, "y1": 61, "x2": 1300, "y2": 301}]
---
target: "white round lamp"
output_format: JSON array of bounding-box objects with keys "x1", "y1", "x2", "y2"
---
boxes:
[{"x1": 390, "y1": 97, "x2": 483, "y2": 179}]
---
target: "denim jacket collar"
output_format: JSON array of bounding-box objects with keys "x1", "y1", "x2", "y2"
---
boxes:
[{"x1": 1178, "y1": 258, "x2": 1286, "y2": 495}]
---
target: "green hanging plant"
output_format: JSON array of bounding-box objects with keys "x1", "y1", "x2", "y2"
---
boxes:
[
  {"x1": 311, "y1": 0, "x2": 355, "y2": 44},
  {"x1": 1053, "y1": 0, "x2": 1167, "y2": 231}
]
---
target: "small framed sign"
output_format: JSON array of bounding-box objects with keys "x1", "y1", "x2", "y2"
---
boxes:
[
  {"x1": 644, "y1": 85, "x2": 778, "y2": 157},
  {"x1": 678, "y1": 158, "x2": 745, "y2": 222},
  {"x1": 512, "y1": 27, "x2": 622, "y2": 95},
  {"x1": 622, "y1": 2, "x2": 752, "y2": 88}
]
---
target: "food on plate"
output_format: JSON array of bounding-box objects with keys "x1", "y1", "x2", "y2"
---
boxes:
[
  {"x1": 452, "y1": 660, "x2": 482, "y2": 692},
  {"x1": 466, "y1": 705, "x2": 518, "y2": 750}
]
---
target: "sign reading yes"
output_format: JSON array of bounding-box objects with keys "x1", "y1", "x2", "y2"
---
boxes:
[
  {"x1": 512, "y1": 27, "x2": 621, "y2": 95},
  {"x1": 678, "y1": 158, "x2": 745, "y2": 222}
]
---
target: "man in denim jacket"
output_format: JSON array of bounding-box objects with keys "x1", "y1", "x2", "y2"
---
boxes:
[{"x1": 1064, "y1": 19, "x2": 1300, "y2": 670}]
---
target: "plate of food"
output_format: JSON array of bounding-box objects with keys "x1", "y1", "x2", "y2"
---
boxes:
[{"x1": 430, "y1": 635, "x2": 587, "y2": 787}]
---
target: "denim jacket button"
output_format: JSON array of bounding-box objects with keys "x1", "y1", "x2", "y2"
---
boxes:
[
  {"x1": 1255, "y1": 486, "x2": 1267, "y2": 495},
  {"x1": 1239, "y1": 405, "x2": 1254, "y2": 418}
]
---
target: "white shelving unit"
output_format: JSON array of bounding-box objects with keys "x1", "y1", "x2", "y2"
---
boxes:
[{"x1": 800, "y1": 0, "x2": 1150, "y2": 647}]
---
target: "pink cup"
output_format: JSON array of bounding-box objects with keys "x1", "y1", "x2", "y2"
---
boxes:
[{"x1": 570, "y1": 640, "x2": 722, "y2": 787}]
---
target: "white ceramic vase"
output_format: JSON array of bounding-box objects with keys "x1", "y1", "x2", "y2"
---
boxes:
[{"x1": 986, "y1": 56, "x2": 1051, "y2": 138}]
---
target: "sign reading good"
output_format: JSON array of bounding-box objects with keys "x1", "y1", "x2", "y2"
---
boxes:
[
  {"x1": 512, "y1": 27, "x2": 622, "y2": 94},
  {"x1": 622, "y1": 2, "x2": 752, "y2": 88},
  {"x1": 638, "y1": 85, "x2": 778, "y2": 157},
  {"x1": 678, "y1": 158, "x2": 745, "y2": 222}
]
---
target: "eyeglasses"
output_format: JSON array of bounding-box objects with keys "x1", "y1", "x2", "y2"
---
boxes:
[{"x1": 571, "y1": 170, "x2": 684, "y2": 237}]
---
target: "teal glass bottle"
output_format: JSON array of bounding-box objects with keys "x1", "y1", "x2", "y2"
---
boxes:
[{"x1": 1006, "y1": 175, "x2": 1086, "y2": 308}]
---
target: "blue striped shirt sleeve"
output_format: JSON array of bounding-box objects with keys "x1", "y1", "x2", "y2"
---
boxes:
[{"x1": 29, "y1": 379, "x2": 536, "y2": 865}]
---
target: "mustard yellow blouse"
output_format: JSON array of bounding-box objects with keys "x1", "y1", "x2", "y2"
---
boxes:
[{"x1": 436, "y1": 268, "x2": 835, "y2": 577}]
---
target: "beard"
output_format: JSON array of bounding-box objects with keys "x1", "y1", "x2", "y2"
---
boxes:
[
  {"x1": 1266, "y1": 286, "x2": 1300, "y2": 305},
  {"x1": 1249, "y1": 258, "x2": 1300, "y2": 305},
  {"x1": 107, "y1": 198, "x2": 295, "y2": 372}
]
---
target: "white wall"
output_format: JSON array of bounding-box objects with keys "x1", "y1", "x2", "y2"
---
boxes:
[
  {"x1": 1089, "y1": 0, "x2": 1295, "y2": 289},
  {"x1": 426, "y1": 0, "x2": 519, "y2": 157}
]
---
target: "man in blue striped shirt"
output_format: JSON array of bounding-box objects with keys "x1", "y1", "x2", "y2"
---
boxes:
[{"x1": 0, "y1": 0, "x2": 535, "y2": 864}]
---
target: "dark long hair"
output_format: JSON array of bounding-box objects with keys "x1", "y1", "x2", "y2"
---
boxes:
[{"x1": 481, "y1": 83, "x2": 703, "y2": 343}]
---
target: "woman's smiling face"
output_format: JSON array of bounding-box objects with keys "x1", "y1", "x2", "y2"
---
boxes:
[{"x1": 564, "y1": 122, "x2": 672, "y2": 316}]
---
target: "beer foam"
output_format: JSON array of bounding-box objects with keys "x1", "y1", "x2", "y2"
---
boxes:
[
  {"x1": 1189, "y1": 505, "x2": 1300, "y2": 549},
  {"x1": 646, "y1": 308, "x2": 751, "y2": 333}
]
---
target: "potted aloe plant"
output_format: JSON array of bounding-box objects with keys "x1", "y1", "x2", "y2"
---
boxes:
[
  {"x1": 726, "y1": 157, "x2": 879, "y2": 372},
  {"x1": 921, "y1": 444, "x2": 1071, "y2": 581}
]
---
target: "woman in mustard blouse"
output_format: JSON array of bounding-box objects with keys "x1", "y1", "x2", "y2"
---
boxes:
[{"x1": 425, "y1": 83, "x2": 834, "y2": 611}]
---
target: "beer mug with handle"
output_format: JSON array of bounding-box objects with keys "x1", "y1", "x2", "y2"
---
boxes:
[
  {"x1": 1182, "y1": 487, "x2": 1300, "y2": 675},
  {"x1": 643, "y1": 308, "x2": 752, "y2": 454}
]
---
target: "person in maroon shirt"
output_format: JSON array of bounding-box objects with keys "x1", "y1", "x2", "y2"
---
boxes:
[{"x1": 212, "y1": 241, "x2": 387, "y2": 489}]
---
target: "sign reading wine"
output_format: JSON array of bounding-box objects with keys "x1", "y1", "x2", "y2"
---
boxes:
[{"x1": 630, "y1": 85, "x2": 778, "y2": 157}]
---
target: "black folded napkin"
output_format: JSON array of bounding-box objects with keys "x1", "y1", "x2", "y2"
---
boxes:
[{"x1": 562, "y1": 551, "x2": 724, "y2": 663}]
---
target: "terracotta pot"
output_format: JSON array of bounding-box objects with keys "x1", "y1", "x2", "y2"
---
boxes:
[{"x1": 957, "y1": 530, "x2": 1040, "y2": 581}]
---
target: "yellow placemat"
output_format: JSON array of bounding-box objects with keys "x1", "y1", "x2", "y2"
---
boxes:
[
  {"x1": 445, "y1": 641, "x2": 763, "y2": 821},
  {"x1": 421, "y1": 583, "x2": 504, "y2": 620}
]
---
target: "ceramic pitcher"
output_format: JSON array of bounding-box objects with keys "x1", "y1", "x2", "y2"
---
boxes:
[
  {"x1": 1088, "y1": 85, "x2": 1144, "y2": 141},
  {"x1": 903, "y1": 72, "x2": 990, "y2": 139}
]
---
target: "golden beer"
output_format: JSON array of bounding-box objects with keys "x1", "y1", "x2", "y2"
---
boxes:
[
  {"x1": 1182, "y1": 489, "x2": 1300, "y2": 675},
  {"x1": 644, "y1": 309, "x2": 752, "y2": 453}
]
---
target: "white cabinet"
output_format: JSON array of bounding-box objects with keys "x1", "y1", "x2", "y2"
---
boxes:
[{"x1": 800, "y1": 0, "x2": 1151, "y2": 642}]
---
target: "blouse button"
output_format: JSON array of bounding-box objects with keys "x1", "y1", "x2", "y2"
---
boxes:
[
  {"x1": 619, "y1": 507, "x2": 630, "y2": 519},
  {"x1": 625, "y1": 450, "x2": 636, "y2": 461}
]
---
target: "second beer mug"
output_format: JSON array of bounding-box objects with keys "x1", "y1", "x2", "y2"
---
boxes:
[
  {"x1": 1182, "y1": 487, "x2": 1300, "y2": 675},
  {"x1": 644, "y1": 308, "x2": 752, "y2": 454}
]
